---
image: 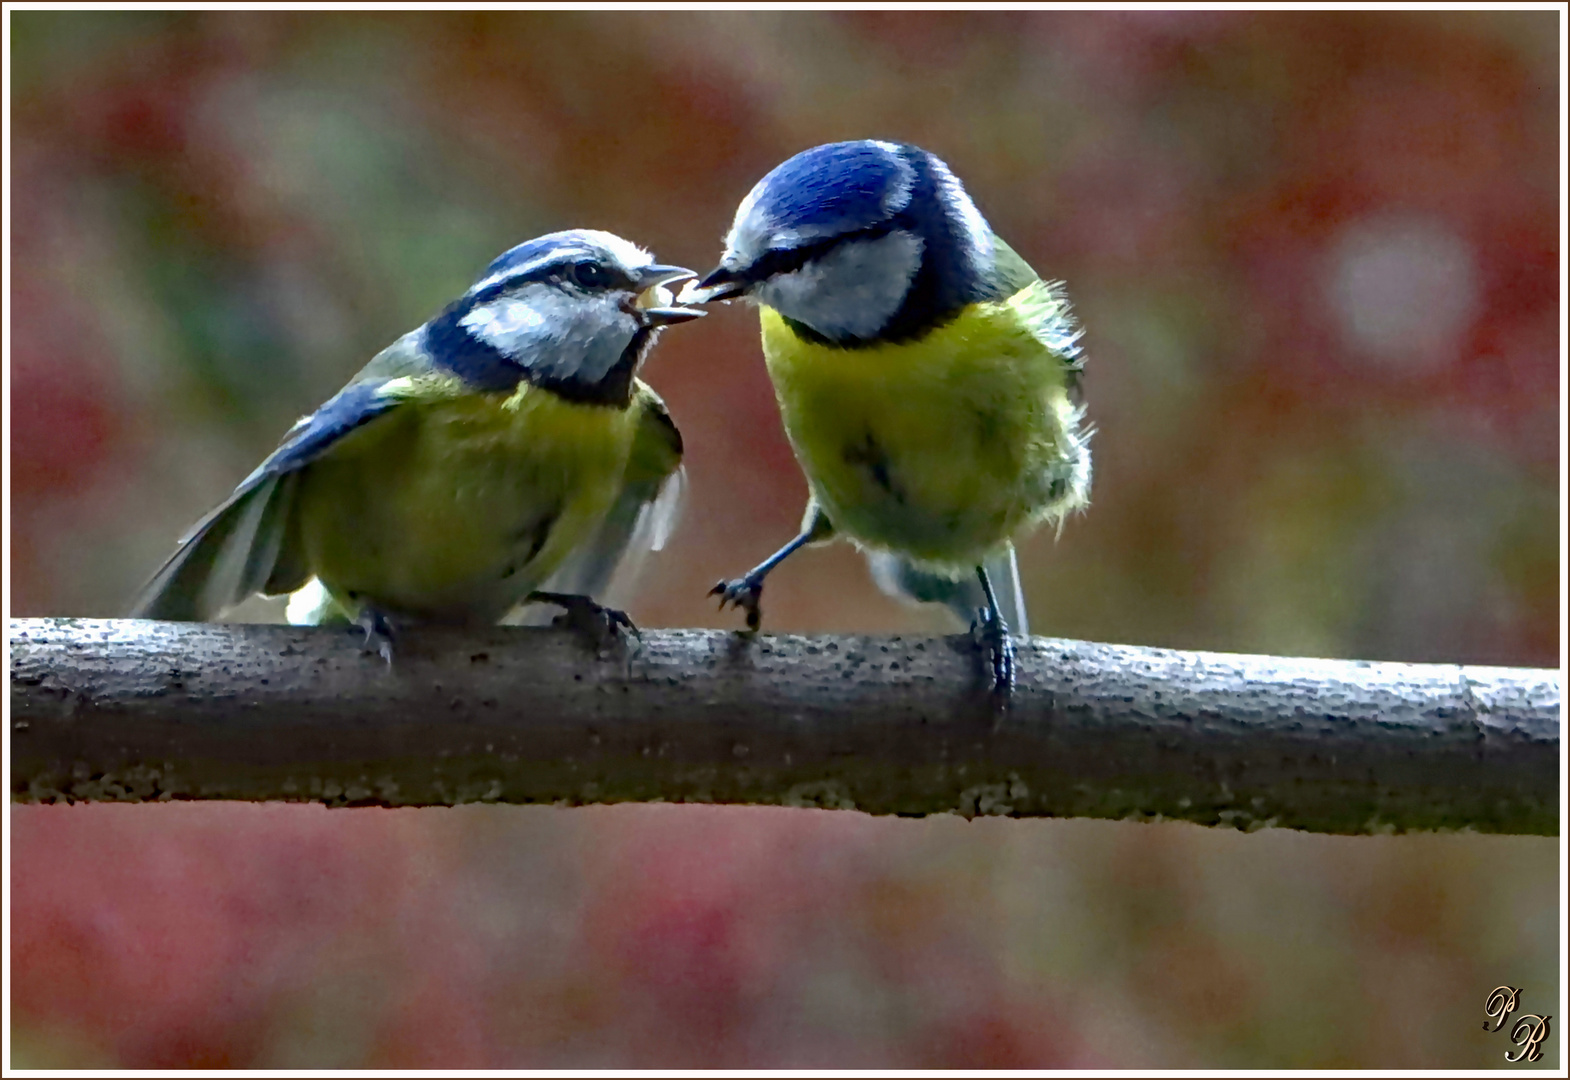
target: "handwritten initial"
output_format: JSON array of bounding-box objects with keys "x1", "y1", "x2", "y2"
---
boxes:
[
  {"x1": 1484, "y1": 985, "x2": 1521, "y2": 1032},
  {"x1": 1505, "y1": 1015, "x2": 1551, "y2": 1064}
]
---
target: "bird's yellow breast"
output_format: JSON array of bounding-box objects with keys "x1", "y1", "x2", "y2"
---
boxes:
[
  {"x1": 295, "y1": 380, "x2": 641, "y2": 623},
  {"x1": 760, "y1": 284, "x2": 1087, "y2": 568}
]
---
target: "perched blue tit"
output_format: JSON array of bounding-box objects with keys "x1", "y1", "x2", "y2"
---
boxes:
[
  {"x1": 687, "y1": 140, "x2": 1090, "y2": 700},
  {"x1": 132, "y1": 230, "x2": 703, "y2": 656}
]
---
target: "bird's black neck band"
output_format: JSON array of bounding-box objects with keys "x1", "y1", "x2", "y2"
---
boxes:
[{"x1": 421, "y1": 312, "x2": 649, "y2": 408}]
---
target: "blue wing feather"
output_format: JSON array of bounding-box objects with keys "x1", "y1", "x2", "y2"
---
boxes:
[
  {"x1": 131, "y1": 379, "x2": 403, "y2": 620},
  {"x1": 239, "y1": 380, "x2": 400, "y2": 490}
]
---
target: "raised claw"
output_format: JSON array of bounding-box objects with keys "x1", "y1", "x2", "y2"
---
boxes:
[{"x1": 709, "y1": 577, "x2": 764, "y2": 632}]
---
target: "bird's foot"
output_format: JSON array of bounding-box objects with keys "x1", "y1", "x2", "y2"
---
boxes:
[
  {"x1": 972, "y1": 605, "x2": 1015, "y2": 712},
  {"x1": 709, "y1": 574, "x2": 765, "y2": 631},
  {"x1": 528, "y1": 591, "x2": 638, "y2": 654},
  {"x1": 356, "y1": 608, "x2": 396, "y2": 666}
]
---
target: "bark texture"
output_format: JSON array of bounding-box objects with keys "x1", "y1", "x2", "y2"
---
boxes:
[{"x1": 9, "y1": 618, "x2": 1560, "y2": 834}]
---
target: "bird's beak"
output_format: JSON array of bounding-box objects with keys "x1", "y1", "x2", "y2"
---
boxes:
[
  {"x1": 637, "y1": 264, "x2": 697, "y2": 289},
  {"x1": 635, "y1": 265, "x2": 706, "y2": 326},
  {"x1": 678, "y1": 265, "x2": 749, "y2": 305}
]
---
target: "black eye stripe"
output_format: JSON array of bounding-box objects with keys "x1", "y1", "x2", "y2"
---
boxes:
[
  {"x1": 466, "y1": 256, "x2": 634, "y2": 306},
  {"x1": 746, "y1": 224, "x2": 897, "y2": 283}
]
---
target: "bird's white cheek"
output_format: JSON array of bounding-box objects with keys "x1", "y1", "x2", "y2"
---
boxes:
[
  {"x1": 461, "y1": 292, "x2": 555, "y2": 356},
  {"x1": 756, "y1": 229, "x2": 924, "y2": 341},
  {"x1": 461, "y1": 289, "x2": 640, "y2": 383}
]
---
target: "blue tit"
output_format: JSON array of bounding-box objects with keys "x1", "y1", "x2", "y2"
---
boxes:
[
  {"x1": 131, "y1": 229, "x2": 703, "y2": 657},
  {"x1": 687, "y1": 140, "x2": 1090, "y2": 701}
]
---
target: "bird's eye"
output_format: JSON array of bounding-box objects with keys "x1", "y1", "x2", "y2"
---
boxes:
[{"x1": 567, "y1": 261, "x2": 615, "y2": 290}]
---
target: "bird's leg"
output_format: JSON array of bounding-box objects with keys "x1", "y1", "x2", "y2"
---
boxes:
[
  {"x1": 527, "y1": 591, "x2": 638, "y2": 653},
  {"x1": 355, "y1": 607, "x2": 397, "y2": 667},
  {"x1": 973, "y1": 565, "x2": 1016, "y2": 708},
  {"x1": 710, "y1": 505, "x2": 834, "y2": 631}
]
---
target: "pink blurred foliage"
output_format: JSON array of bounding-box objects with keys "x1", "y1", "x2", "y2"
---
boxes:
[
  {"x1": 1221, "y1": 17, "x2": 1556, "y2": 463},
  {"x1": 572, "y1": 807, "x2": 1090, "y2": 1067},
  {"x1": 8, "y1": 281, "x2": 120, "y2": 506},
  {"x1": 42, "y1": 22, "x2": 270, "y2": 248},
  {"x1": 11, "y1": 804, "x2": 415, "y2": 1065},
  {"x1": 9, "y1": 192, "x2": 126, "y2": 612},
  {"x1": 11, "y1": 804, "x2": 1100, "y2": 1069}
]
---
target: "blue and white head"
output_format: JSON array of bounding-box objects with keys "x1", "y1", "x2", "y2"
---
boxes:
[
  {"x1": 424, "y1": 229, "x2": 702, "y2": 406},
  {"x1": 690, "y1": 141, "x2": 999, "y2": 345}
]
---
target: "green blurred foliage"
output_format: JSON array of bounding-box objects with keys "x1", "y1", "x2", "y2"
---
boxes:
[{"x1": 8, "y1": 9, "x2": 1561, "y2": 1068}]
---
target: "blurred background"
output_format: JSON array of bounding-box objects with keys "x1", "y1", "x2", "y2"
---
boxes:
[{"x1": 8, "y1": 9, "x2": 1561, "y2": 1068}]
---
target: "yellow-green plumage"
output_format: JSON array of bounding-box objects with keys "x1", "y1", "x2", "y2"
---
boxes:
[
  {"x1": 759, "y1": 279, "x2": 1088, "y2": 571},
  {"x1": 292, "y1": 376, "x2": 669, "y2": 624},
  {"x1": 131, "y1": 229, "x2": 698, "y2": 633}
]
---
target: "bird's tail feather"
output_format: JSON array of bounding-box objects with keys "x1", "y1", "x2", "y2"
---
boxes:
[
  {"x1": 129, "y1": 474, "x2": 297, "y2": 621},
  {"x1": 866, "y1": 543, "x2": 1030, "y2": 636}
]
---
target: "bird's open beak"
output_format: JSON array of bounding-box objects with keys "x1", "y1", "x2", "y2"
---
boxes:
[
  {"x1": 635, "y1": 265, "x2": 706, "y2": 326},
  {"x1": 677, "y1": 265, "x2": 748, "y2": 305}
]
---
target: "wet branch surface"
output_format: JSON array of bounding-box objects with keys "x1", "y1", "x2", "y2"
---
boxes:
[{"x1": 9, "y1": 618, "x2": 1560, "y2": 835}]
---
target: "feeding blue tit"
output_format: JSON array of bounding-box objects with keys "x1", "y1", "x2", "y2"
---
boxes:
[
  {"x1": 686, "y1": 140, "x2": 1090, "y2": 701},
  {"x1": 131, "y1": 229, "x2": 703, "y2": 657}
]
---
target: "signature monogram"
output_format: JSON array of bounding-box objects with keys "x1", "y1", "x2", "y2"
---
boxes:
[
  {"x1": 1484, "y1": 986, "x2": 1522, "y2": 1032},
  {"x1": 1484, "y1": 985, "x2": 1552, "y2": 1064}
]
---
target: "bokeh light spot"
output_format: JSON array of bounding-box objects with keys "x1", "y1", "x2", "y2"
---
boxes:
[{"x1": 1324, "y1": 213, "x2": 1478, "y2": 371}]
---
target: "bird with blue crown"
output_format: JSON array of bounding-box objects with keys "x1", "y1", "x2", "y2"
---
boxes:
[
  {"x1": 686, "y1": 140, "x2": 1091, "y2": 703},
  {"x1": 132, "y1": 229, "x2": 703, "y2": 659}
]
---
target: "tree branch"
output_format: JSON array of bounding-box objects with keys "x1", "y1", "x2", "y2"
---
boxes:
[{"x1": 8, "y1": 618, "x2": 1559, "y2": 835}]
